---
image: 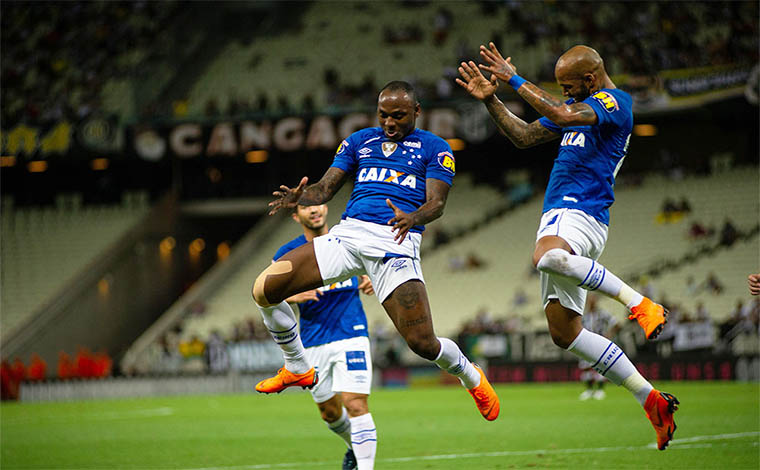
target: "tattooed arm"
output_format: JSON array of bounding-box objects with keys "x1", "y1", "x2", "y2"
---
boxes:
[
  {"x1": 479, "y1": 42, "x2": 598, "y2": 128},
  {"x1": 298, "y1": 167, "x2": 348, "y2": 206},
  {"x1": 516, "y1": 82, "x2": 598, "y2": 128},
  {"x1": 267, "y1": 167, "x2": 348, "y2": 215},
  {"x1": 457, "y1": 60, "x2": 559, "y2": 149},
  {"x1": 483, "y1": 94, "x2": 560, "y2": 149}
]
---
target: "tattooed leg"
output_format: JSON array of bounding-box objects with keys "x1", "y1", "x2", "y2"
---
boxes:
[
  {"x1": 382, "y1": 280, "x2": 438, "y2": 359},
  {"x1": 381, "y1": 280, "x2": 481, "y2": 389}
]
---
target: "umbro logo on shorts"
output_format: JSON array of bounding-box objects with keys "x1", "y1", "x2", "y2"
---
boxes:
[{"x1": 391, "y1": 259, "x2": 407, "y2": 272}]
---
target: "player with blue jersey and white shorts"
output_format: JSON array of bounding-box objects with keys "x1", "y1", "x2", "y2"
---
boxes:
[
  {"x1": 458, "y1": 43, "x2": 678, "y2": 450},
  {"x1": 252, "y1": 82, "x2": 500, "y2": 461},
  {"x1": 274, "y1": 203, "x2": 375, "y2": 470}
]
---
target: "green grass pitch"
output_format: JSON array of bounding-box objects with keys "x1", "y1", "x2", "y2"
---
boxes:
[{"x1": 2, "y1": 381, "x2": 758, "y2": 469}]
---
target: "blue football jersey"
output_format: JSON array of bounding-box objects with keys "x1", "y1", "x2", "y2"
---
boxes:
[
  {"x1": 331, "y1": 127, "x2": 455, "y2": 233},
  {"x1": 273, "y1": 235, "x2": 369, "y2": 348},
  {"x1": 538, "y1": 88, "x2": 633, "y2": 225}
]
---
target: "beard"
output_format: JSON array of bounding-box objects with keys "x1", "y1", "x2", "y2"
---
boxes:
[
  {"x1": 574, "y1": 84, "x2": 591, "y2": 101},
  {"x1": 302, "y1": 218, "x2": 325, "y2": 231}
]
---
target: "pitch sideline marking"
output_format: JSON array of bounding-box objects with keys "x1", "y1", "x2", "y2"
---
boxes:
[{"x1": 182, "y1": 431, "x2": 760, "y2": 470}]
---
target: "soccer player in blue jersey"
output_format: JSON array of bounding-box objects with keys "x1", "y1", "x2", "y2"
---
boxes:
[
  {"x1": 252, "y1": 81, "x2": 500, "y2": 424},
  {"x1": 274, "y1": 203, "x2": 376, "y2": 470},
  {"x1": 457, "y1": 43, "x2": 678, "y2": 450}
]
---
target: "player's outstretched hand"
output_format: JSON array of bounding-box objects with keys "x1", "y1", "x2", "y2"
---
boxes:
[
  {"x1": 268, "y1": 176, "x2": 308, "y2": 215},
  {"x1": 749, "y1": 273, "x2": 760, "y2": 295},
  {"x1": 456, "y1": 60, "x2": 498, "y2": 101},
  {"x1": 386, "y1": 198, "x2": 415, "y2": 244},
  {"x1": 287, "y1": 289, "x2": 321, "y2": 304},
  {"x1": 478, "y1": 42, "x2": 518, "y2": 82},
  {"x1": 358, "y1": 275, "x2": 375, "y2": 296}
]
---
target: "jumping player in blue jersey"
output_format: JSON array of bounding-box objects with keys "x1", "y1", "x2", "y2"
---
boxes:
[
  {"x1": 457, "y1": 44, "x2": 678, "y2": 450},
  {"x1": 274, "y1": 203, "x2": 375, "y2": 470},
  {"x1": 252, "y1": 81, "x2": 500, "y2": 426}
]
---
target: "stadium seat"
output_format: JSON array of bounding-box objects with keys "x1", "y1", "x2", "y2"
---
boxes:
[{"x1": 1, "y1": 197, "x2": 150, "y2": 335}]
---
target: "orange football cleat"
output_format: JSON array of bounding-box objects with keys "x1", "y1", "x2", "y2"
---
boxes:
[
  {"x1": 644, "y1": 389, "x2": 679, "y2": 450},
  {"x1": 467, "y1": 364, "x2": 500, "y2": 421},
  {"x1": 629, "y1": 298, "x2": 668, "y2": 340},
  {"x1": 255, "y1": 367, "x2": 318, "y2": 394}
]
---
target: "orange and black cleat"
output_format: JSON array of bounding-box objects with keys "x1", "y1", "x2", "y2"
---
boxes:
[
  {"x1": 644, "y1": 389, "x2": 679, "y2": 450},
  {"x1": 629, "y1": 298, "x2": 668, "y2": 340},
  {"x1": 467, "y1": 364, "x2": 500, "y2": 421},
  {"x1": 255, "y1": 367, "x2": 318, "y2": 394}
]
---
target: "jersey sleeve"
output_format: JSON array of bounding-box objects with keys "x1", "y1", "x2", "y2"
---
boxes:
[
  {"x1": 330, "y1": 132, "x2": 358, "y2": 173},
  {"x1": 538, "y1": 116, "x2": 563, "y2": 133},
  {"x1": 586, "y1": 90, "x2": 628, "y2": 128},
  {"x1": 425, "y1": 138, "x2": 455, "y2": 186}
]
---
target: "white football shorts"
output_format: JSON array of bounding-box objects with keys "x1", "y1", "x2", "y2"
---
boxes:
[
  {"x1": 305, "y1": 336, "x2": 373, "y2": 403},
  {"x1": 535, "y1": 208, "x2": 608, "y2": 315},
  {"x1": 313, "y1": 217, "x2": 425, "y2": 302}
]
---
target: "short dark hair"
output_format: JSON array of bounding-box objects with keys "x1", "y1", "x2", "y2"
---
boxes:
[{"x1": 379, "y1": 80, "x2": 417, "y2": 103}]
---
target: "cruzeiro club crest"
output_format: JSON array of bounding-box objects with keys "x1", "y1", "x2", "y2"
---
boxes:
[{"x1": 382, "y1": 142, "x2": 398, "y2": 157}]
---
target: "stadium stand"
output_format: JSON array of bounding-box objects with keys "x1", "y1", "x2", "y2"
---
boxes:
[
  {"x1": 0, "y1": 1, "x2": 180, "y2": 126},
  {"x1": 424, "y1": 172, "x2": 508, "y2": 242},
  {"x1": 3, "y1": 1, "x2": 755, "y2": 125},
  {"x1": 0, "y1": 194, "x2": 150, "y2": 336},
  {"x1": 652, "y1": 234, "x2": 758, "y2": 323},
  {"x1": 182, "y1": 1, "x2": 757, "y2": 118}
]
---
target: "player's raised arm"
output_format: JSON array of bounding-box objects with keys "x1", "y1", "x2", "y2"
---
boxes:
[
  {"x1": 297, "y1": 167, "x2": 349, "y2": 206},
  {"x1": 457, "y1": 60, "x2": 558, "y2": 149},
  {"x1": 267, "y1": 167, "x2": 348, "y2": 215},
  {"x1": 479, "y1": 42, "x2": 598, "y2": 128}
]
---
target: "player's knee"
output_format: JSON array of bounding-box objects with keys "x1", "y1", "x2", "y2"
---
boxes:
[
  {"x1": 547, "y1": 325, "x2": 574, "y2": 349},
  {"x1": 252, "y1": 261, "x2": 293, "y2": 307},
  {"x1": 343, "y1": 398, "x2": 369, "y2": 417},
  {"x1": 405, "y1": 334, "x2": 439, "y2": 361},
  {"x1": 317, "y1": 399, "x2": 342, "y2": 422},
  {"x1": 319, "y1": 406, "x2": 342, "y2": 423},
  {"x1": 251, "y1": 273, "x2": 275, "y2": 307},
  {"x1": 536, "y1": 248, "x2": 569, "y2": 274}
]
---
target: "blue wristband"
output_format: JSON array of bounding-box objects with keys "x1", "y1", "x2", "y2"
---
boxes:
[{"x1": 508, "y1": 75, "x2": 527, "y2": 91}]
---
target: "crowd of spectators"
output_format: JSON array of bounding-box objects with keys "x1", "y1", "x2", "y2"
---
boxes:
[
  {"x1": 291, "y1": 1, "x2": 757, "y2": 113},
  {"x1": 1, "y1": 1, "x2": 178, "y2": 127},
  {"x1": 497, "y1": 1, "x2": 758, "y2": 82},
  {"x1": 720, "y1": 298, "x2": 760, "y2": 340},
  {"x1": 655, "y1": 195, "x2": 743, "y2": 250},
  {"x1": 3, "y1": 2, "x2": 757, "y2": 125},
  {"x1": 657, "y1": 196, "x2": 692, "y2": 223}
]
